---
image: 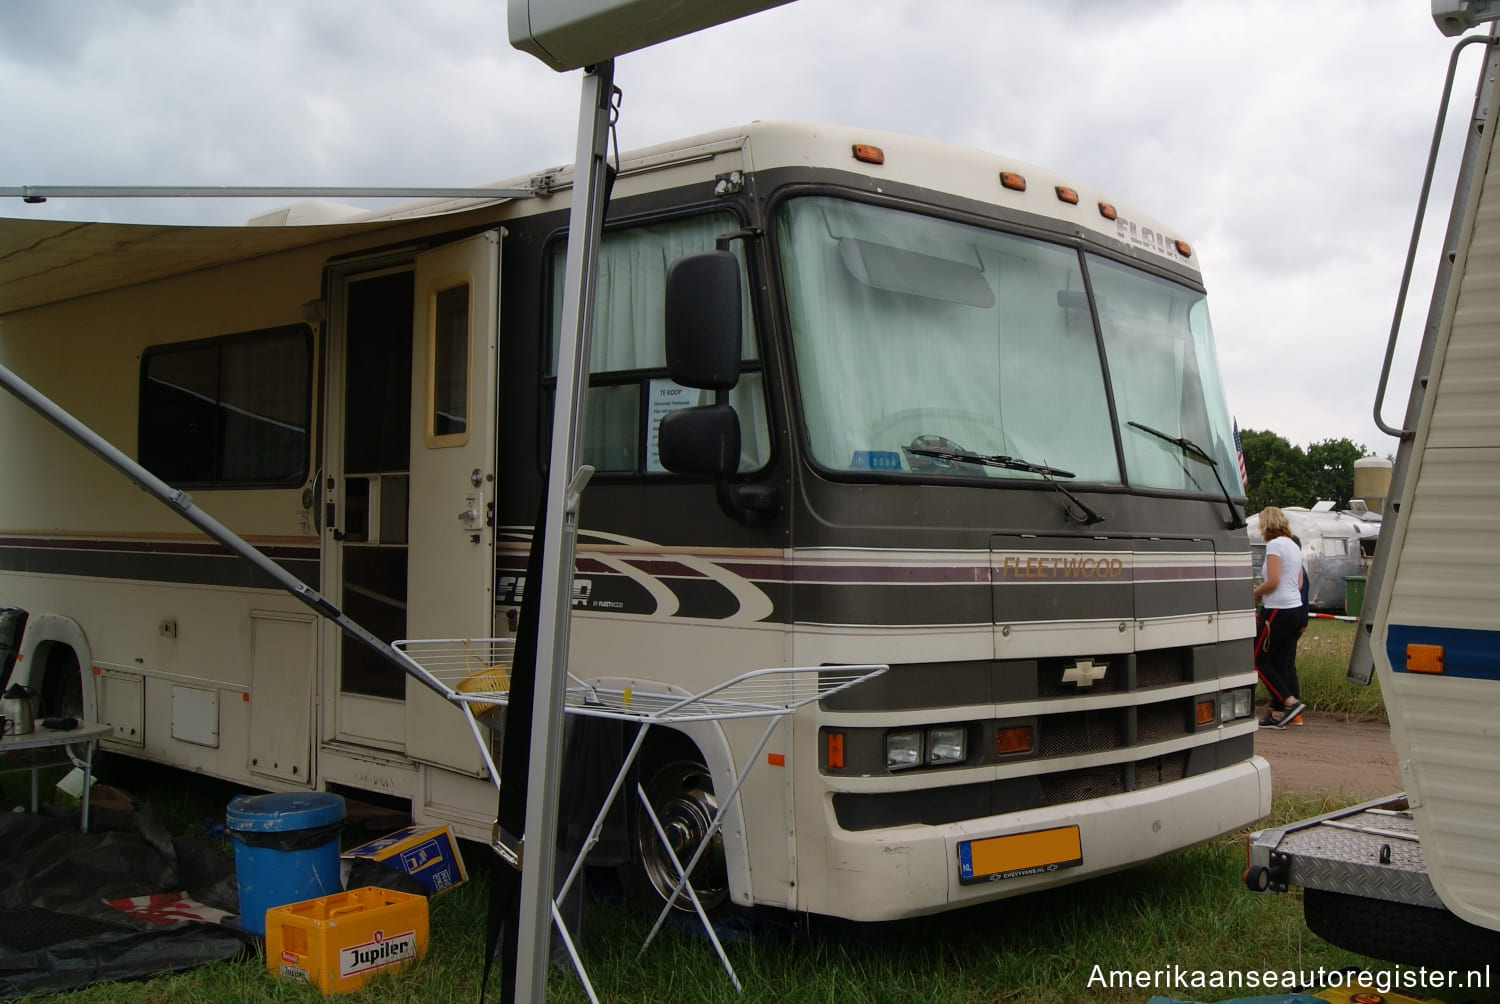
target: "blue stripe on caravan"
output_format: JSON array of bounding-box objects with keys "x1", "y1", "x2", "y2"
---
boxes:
[{"x1": 1388, "y1": 624, "x2": 1500, "y2": 681}]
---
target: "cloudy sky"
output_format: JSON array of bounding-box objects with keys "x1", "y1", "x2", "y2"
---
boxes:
[{"x1": 0, "y1": 0, "x2": 1483, "y2": 457}]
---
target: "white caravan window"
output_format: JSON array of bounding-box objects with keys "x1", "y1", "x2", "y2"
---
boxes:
[
  {"x1": 1088, "y1": 254, "x2": 1242, "y2": 494},
  {"x1": 139, "y1": 325, "x2": 312, "y2": 487},
  {"x1": 547, "y1": 213, "x2": 769, "y2": 474},
  {"x1": 777, "y1": 196, "x2": 1120, "y2": 482}
]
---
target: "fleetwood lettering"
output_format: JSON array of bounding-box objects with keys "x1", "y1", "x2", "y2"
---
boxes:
[{"x1": 996, "y1": 555, "x2": 1126, "y2": 579}]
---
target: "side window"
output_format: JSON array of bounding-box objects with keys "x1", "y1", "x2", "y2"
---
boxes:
[
  {"x1": 546, "y1": 213, "x2": 769, "y2": 474},
  {"x1": 139, "y1": 325, "x2": 311, "y2": 487},
  {"x1": 427, "y1": 278, "x2": 471, "y2": 445}
]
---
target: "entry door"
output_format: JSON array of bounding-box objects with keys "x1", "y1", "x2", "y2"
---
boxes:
[
  {"x1": 327, "y1": 266, "x2": 417, "y2": 751},
  {"x1": 403, "y1": 232, "x2": 501, "y2": 775}
]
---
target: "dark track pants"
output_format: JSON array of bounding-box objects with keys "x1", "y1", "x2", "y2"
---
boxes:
[{"x1": 1254, "y1": 606, "x2": 1302, "y2": 711}]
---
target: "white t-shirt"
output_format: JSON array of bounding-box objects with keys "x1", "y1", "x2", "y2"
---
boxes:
[{"x1": 1263, "y1": 535, "x2": 1303, "y2": 610}]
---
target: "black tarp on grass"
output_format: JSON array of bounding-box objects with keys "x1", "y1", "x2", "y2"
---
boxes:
[{"x1": 0, "y1": 804, "x2": 250, "y2": 999}]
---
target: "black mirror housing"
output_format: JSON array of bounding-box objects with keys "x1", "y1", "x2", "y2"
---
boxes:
[
  {"x1": 659, "y1": 404, "x2": 740, "y2": 477},
  {"x1": 665, "y1": 250, "x2": 742, "y2": 389}
]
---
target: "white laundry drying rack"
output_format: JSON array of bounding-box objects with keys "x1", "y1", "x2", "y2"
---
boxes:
[{"x1": 390, "y1": 636, "x2": 887, "y2": 999}]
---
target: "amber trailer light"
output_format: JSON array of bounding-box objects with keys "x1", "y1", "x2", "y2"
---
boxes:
[
  {"x1": 852, "y1": 143, "x2": 885, "y2": 165},
  {"x1": 1406, "y1": 644, "x2": 1444, "y2": 674},
  {"x1": 1055, "y1": 186, "x2": 1079, "y2": 205},
  {"x1": 995, "y1": 725, "x2": 1033, "y2": 755},
  {"x1": 1098, "y1": 202, "x2": 1118, "y2": 221},
  {"x1": 999, "y1": 171, "x2": 1027, "y2": 192},
  {"x1": 1195, "y1": 700, "x2": 1215, "y2": 726},
  {"x1": 1174, "y1": 239, "x2": 1193, "y2": 258},
  {"x1": 825, "y1": 730, "x2": 846, "y2": 769}
]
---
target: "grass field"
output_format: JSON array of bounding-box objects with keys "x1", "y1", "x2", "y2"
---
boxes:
[
  {"x1": 10, "y1": 627, "x2": 1490, "y2": 1003},
  {"x1": 1264, "y1": 618, "x2": 1387, "y2": 720},
  {"x1": 17, "y1": 790, "x2": 1414, "y2": 1004}
]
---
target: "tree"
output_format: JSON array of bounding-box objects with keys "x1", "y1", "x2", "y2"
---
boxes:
[
  {"x1": 1305, "y1": 438, "x2": 1368, "y2": 508},
  {"x1": 1237, "y1": 430, "x2": 1370, "y2": 513},
  {"x1": 1239, "y1": 428, "x2": 1311, "y2": 513}
]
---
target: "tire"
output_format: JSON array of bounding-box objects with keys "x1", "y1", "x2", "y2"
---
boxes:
[
  {"x1": 1304, "y1": 888, "x2": 1500, "y2": 970},
  {"x1": 621, "y1": 750, "x2": 731, "y2": 916}
]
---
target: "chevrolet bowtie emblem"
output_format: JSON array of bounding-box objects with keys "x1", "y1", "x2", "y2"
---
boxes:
[{"x1": 1061, "y1": 658, "x2": 1108, "y2": 687}]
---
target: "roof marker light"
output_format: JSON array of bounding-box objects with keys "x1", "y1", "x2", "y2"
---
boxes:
[
  {"x1": 1000, "y1": 171, "x2": 1027, "y2": 192},
  {"x1": 1175, "y1": 239, "x2": 1193, "y2": 258},
  {"x1": 852, "y1": 143, "x2": 885, "y2": 165},
  {"x1": 1098, "y1": 202, "x2": 1118, "y2": 221},
  {"x1": 1055, "y1": 186, "x2": 1079, "y2": 205}
]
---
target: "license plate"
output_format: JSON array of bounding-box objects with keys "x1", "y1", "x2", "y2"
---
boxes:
[{"x1": 957, "y1": 825, "x2": 1082, "y2": 884}]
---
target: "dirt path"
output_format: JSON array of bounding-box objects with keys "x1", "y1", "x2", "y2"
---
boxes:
[{"x1": 1254, "y1": 710, "x2": 1403, "y2": 801}]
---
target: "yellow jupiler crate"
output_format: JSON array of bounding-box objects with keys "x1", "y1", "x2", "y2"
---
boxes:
[{"x1": 265, "y1": 886, "x2": 429, "y2": 994}]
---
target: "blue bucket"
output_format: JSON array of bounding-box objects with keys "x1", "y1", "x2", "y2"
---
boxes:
[{"x1": 226, "y1": 792, "x2": 345, "y2": 935}]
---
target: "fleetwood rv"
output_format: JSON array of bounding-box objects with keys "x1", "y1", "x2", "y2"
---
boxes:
[{"x1": 0, "y1": 121, "x2": 1269, "y2": 921}]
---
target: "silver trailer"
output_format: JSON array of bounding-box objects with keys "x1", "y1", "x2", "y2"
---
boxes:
[{"x1": 1246, "y1": 503, "x2": 1380, "y2": 613}]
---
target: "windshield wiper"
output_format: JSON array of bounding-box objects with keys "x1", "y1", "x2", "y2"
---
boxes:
[
  {"x1": 908, "y1": 447, "x2": 1074, "y2": 479},
  {"x1": 1126, "y1": 421, "x2": 1246, "y2": 529},
  {"x1": 907, "y1": 447, "x2": 1104, "y2": 525}
]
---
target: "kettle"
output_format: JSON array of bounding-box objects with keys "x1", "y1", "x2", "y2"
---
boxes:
[{"x1": 0, "y1": 682, "x2": 34, "y2": 736}]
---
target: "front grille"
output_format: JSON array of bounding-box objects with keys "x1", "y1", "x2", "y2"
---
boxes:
[
  {"x1": 1039, "y1": 764, "x2": 1124, "y2": 805},
  {"x1": 1136, "y1": 700, "x2": 1190, "y2": 744},
  {"x1": 821, "y1": 639, "x2": 1253, "y2": 832},
  {"x1": 1134, "y1": 752, "x2": 1189, "y2": 790},
  {"x1": 831, "y1": 740, "x2": 1246, "y2": 831},
  {"x1": 1038, "y1": 710, "x2": 1124, "y2": 758}
]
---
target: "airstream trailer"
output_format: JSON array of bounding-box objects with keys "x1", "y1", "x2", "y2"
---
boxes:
[{"x1": 1246, "y1": 503, "x2": 1381, "y2": 613}]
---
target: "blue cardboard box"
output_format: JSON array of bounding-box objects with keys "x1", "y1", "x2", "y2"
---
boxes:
[{"x1": 342, "y1": 825, "x2": 468, "y2": 895}]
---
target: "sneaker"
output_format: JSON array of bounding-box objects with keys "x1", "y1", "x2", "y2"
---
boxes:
[
  {"x1": 1286, "y1": 712, "x2": 1304, "y2": 726},
  {"x1": 1280, "y1": 700, "x2": 1308, "y2": 726},
  {"x1": 1258, "y1": 710, "x2": 1282, "y2": 727}
]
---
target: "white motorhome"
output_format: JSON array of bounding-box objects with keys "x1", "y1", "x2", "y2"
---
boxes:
[
  {"x1": 1246, "y1": 4, "x2": 1500, "y2": 969},
  {"x1": 0, "y1": 121, "x2": 1269, "y2": 921}
]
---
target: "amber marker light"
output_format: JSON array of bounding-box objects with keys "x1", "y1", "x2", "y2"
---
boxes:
[
  {"x1": 1175, "y1": 239, "x2": 1193, "y2": 258},
  {"x1": 1195, "y1": 700, "x2": 1216, "y2": 726},
  {"x1": 999, "y1": 171, "x2": 1027, "y2": 192},
  {"x1": 767, "y1": 752, "x2": 786, "y2": 767},
  {"x1": 1055, "y1": 186, "x2": 1079, "y2": 205},
  {"x1": 995, "y1": 725, "x2": 1033, "y2": 755},
  {"x1": 825, "y1": 731, "x2": 845, "y2": 769},
  {"x1": 1406, "y1": 643, "x2": 1444, "y2": 674},
  {"x1": 852, "y1": 143, "x2": 885, "y2": 165},
  {"x1": 1098, "y1": 202, "x2": 1118, "y2": 221}
]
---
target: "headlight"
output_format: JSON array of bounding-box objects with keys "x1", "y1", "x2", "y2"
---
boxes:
[
  {"x1": 885, "y1": 730, "x2": 923, "y2": 770},
  {"x1": 927, "y1": 726, "x2": 966, "y2": 765},
  {"x1": 1233, "y1": 688, "x2": 1253, "y2": 719}
]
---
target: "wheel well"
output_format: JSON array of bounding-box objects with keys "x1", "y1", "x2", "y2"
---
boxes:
[{"x1": 37, "y1": 644, "x2": 84, "y2": 718}]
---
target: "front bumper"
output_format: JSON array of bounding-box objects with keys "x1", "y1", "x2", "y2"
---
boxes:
[{"x1": 800, "y1": 756, "x2": 1271, "y2": 921}]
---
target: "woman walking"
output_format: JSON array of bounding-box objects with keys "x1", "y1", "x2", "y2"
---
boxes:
[{"x1": 1253, "y1": 506, "x2": 1307, "y2": 729}]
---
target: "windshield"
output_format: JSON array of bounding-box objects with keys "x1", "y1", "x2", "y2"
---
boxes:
[
  {"x1": 1089, "y1": 253, "x2": 1243, "y2": 493},
  {"x1": 776, "y1": 196, "x2": 1241, "y2": 494}
]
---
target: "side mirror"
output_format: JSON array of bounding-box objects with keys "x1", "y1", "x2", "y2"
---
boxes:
[
  {"x1": 659, "y1": 404, "x2": 739, "y2": 478},
  {"x1": 665, "y1": 250, "x2": 741, "y2": 389}
]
